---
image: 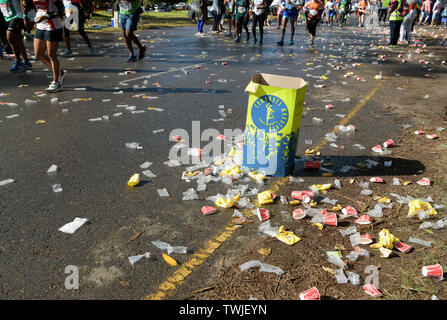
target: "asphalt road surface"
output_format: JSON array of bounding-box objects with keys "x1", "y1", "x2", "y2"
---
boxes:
[{"x1": 0, "y1": 18, "x2": 412, "y2": 299}]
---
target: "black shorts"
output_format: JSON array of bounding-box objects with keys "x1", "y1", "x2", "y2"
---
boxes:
[
  {"x1": 306, "y1": 18, "x2": 319, "y2": 36},
  {"x1": 34, "y1": 28, "x2": 63, "y2": 42},
  {"x1": 7, "y1": 18, "x2": 25, "y2": 35}
]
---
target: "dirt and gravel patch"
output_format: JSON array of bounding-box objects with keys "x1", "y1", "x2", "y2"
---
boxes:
[{"x1": 195, "y1": 26, "x2": 447, "y2": 300}]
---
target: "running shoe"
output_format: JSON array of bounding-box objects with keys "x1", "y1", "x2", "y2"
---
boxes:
[
  {"x1": 277, "y1": 40, "x2": 284, "y2": 46},
  {"x1": 234, "y1": 37, "x2": 240, "y2": 43},
  {"x1": 127, "y1": 54, "x2": 137, "y2": 62},
  {"x1": 46, "y1": 81, "x2": 62, "y2": 93},
  {"x1": 138, "y1": 46, "x2": 147, "y2": 60},
  {"x1": 10, "y1": 61, "x2": 23, "y2": 72},
  {"x1": 289, "y1": 39, "x2": 294, "y2": 46},
  {"x1": 22, "y1": 61, "x2": 33, "y2": 70},
  {"x1": 61, "y1": 49, "x2": 73, "y2": 56},
  {"x1": 59, "y1": 69, "x2": 67, "y2": 85},
  {"x1": 87, "y1": 47, "x2": 94, "y2": 56}
]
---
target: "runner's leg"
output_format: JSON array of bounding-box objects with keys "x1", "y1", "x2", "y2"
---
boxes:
[
  {"x1": 252, "y1": 13, "x2": 258, "y2": 42},
  {"x1": 123, "y1": 29, "x2": 134, "y2": 55},
  {"x1": 34, "y1": 37, "x2": 51, "y2": 68},
  {"x1": 63, "y1": 27, "x2": 71, "y2": 51},
  {"x1": 46, "y1": 40, "x2": 60, "y2": 82},
  {"x1": 290, "y1": 19, "x2": 296, "y2": 43},
  {"x1": 259, "y1": 12, "x2": 265, "y2": 43}
]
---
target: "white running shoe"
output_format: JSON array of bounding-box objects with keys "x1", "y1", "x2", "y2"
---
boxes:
[{"x1": 46, "y1": 81, "x2": 62, "y2": 93}]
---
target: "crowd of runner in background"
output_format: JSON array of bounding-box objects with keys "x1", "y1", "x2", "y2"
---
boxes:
[
  {"x1": 1, "y1": 0, "x2": 446, "y2": 92},
  {"x1": 192, "y1": 0, "x2": 446, "y2": 45}
]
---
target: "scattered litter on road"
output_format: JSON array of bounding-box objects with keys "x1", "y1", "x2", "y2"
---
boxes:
[
  {"x1": 58, "y1": 217, "x2": 88, "y2": 234},
  {"x1": 128, "y1": 252, "x2": 150, "y2": 266},
  {"x1": 0, "y1": 179, "x2": 15, "y2": 187},
  {"x1": 239, "y1": 260, "x2": 284, "y2": 275}
]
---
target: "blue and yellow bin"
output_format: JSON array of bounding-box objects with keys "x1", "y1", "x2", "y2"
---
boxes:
[{"x1": 242, "y1": 73, "x2": 307, "y2": 176}]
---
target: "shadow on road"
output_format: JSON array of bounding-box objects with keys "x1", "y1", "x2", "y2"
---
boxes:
[
  {"x1": 61, "y1": 86, "x2": 231, "y2": 95},
  {"x1": 293, "y1": 155, "x2": 424, "y2": 177}
]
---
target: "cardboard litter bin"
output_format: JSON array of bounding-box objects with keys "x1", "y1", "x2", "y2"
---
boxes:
[{"x1": 242, "y1": 73, "x2": 307, "y2": 176}]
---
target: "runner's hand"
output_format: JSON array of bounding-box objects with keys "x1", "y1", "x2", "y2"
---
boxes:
[{"x1": 34, "y1": 15, "x2": 46, "y2": 23}]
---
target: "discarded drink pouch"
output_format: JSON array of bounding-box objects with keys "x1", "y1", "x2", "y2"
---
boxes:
[
  {"x1": 258, "y1": 190, "x2": 274, "y2": 205},
  {"x1": 243, "y1": 73, "x2": 307, "y2": 176},
  {"x1": 378, "y1": 229, "x2": 399, "y2": 249},
  {"x1": 275, "y1": 225, "x2": 301, "y2": 245},
  {"x1": 127, "y1": 173, "x2": 140, "y2": 187},
  {"x1": 408, "y1": 199, "x2": 437, "y2": 218},
  {"x1": 215, "y1": 197, "x2": 234, "y2": 208},
  {"x1": 162, "y1": 253, "x2": 178, "y2": 266},
  {"x1": 312, "y1": 184, "x2": 332, "y2": 191},
  {"x1": 248, "y1": 171, "x2": 266, "y2": 180}
]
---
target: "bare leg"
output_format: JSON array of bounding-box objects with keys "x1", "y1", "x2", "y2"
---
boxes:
[
  {"x1": 64, "y1": 28, "x2": 71, "y2": 50},
  {"x1": 127, "y1": 30, "x2": 142, "y2": 49},
  {"x1": 122, "y1": 30, "x2": 134, "y2": 55},
  {"x1": 34, "y1": 38, "x2": 51, "y2": 68},
  {"x1": 7, "y1": 30, "x2": 29, "y2": 63},
  {"x1": 78, "y1": 29, "x2": 92, "y2": 48}
]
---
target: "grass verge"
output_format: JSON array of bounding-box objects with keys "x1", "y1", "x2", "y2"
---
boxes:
[{"x1": 85, "y1": 10, "x2": 196, "y2": 33}]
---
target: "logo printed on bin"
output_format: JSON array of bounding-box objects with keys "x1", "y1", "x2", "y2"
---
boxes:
[{"x1": 251, "y1": 95, "x2": 289, "y2": 132}]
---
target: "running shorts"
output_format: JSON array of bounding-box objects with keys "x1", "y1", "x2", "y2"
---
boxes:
[
  {"x1": 6, "y1": 18, "x2": 25, "y2": 35},
  {"x1": 34, "y1": 28, "x2": 63, "y2": 41}
]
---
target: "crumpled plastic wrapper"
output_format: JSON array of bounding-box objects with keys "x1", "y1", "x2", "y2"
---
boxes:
[{"x1": 408, "y1": 199, "x2": 438, "y2": 219}]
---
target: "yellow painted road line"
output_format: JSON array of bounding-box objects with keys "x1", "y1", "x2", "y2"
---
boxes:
[
  {"x1": 313, "y1": 77, "x2": 388, "y2": 152},
  {"x1": 144, "y1": 225, "x2": 237, "y2": 300},
  {"x1": 142, "y1": 77, "x2": 388, "y2": 300}
]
